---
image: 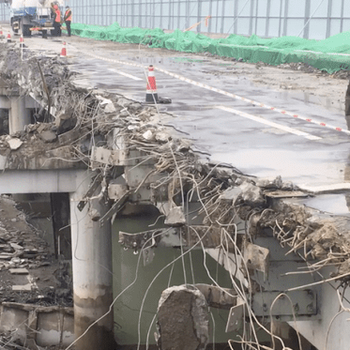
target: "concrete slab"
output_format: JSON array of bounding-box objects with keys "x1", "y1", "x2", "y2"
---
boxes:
[
  {"x1": 9, "y1": 268, "x2": 29, "y2": 275},
  {"x1": 12, "y1": 284, "x2": 32, "y2": 291}
]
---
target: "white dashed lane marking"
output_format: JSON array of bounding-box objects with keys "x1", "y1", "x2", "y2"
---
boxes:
[
  {"x1": 107, "y1": 68, "x2": 143, "y2": 81},
  {"x1": 81, "y1": 51, "x2": 348, "y2": 136},
  {"x1": 217, "y1": 106, "x2": 321, "y2": 141}
]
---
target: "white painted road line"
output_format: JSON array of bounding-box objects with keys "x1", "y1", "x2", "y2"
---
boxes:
[
  {"x1": 81, "y1": 50, "x2": 348, "y2": 136},
  {"x1": 217, "y1": 106, "x2": 322, "y2": 141},
  {"x1": 299, "y1": 182, "x2": 350, "y2": 194},
  {"x1": 154, "y1": 66, "x2": 350, "y2": 136},
  {"x1": 107, "y1": 68, "x2": 142, "y2": 81}
]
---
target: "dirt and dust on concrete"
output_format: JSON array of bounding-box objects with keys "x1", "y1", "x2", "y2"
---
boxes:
[
  {"x1": 200, "y1": 52, "x2": 349, "y2": 115},
  {"x1": 0, "y1": 195, "x2": 72, "y2": 307},
  {"x1": 0, "y1": 195, "x2": 73, "y2": 350}
]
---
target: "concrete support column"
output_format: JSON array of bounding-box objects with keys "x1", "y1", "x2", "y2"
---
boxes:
[
  {"x1": 0, "y1": 95, "x2": 11, "y2": 109},
  {"x1": 9, "y1": 96, "x2": 31, "y2": 134},
  {"x1": 70, "y1": 173, "x2": 115, "y2": 350},
  {"x1": 0, "y1": 95, "x2": 10, "y2": 135}
]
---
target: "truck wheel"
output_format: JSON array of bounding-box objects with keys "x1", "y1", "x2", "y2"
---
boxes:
[
  {"x1": 20, "y1": 22, "x2": 31, "y2": 37},
  {"x1": 11, "y1": 21, "x2": 19, "y2": 34},
  {"x1": 23, "y1": 25, "x2": 32, "y2": 37}
]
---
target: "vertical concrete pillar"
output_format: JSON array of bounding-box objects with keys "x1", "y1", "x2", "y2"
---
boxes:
[
  {"x1": 70, "y1": 173, "x2": 115, "y2": 350},
  {"x1": 0, "y1": 95, "x2": 10, "y2": 135},
  {"x1": 0, "y1": 95, "x2": 11, "y2": 109},
  {"x1": 9, "y1": 96, "x2": 31, "y2": 134}
]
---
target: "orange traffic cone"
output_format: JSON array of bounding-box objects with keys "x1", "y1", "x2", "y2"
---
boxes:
[
  {"x1": 6, "y1": 32, "x2": 11, "y2": 43},
  {"x1": 19, "y1": 35, "x2": 24, "y2": 49},
  {"x1": 145, "y1": 65, "x2": 159, "y2": 103},
  {"x1": 60, "y1": 41, "x2": 67, "y2": 57}
]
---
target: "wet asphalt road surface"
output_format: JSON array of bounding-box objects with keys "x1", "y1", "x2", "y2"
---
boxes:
[{"x1": 6, "y1": 29, "x2": 350, "y2": 214}]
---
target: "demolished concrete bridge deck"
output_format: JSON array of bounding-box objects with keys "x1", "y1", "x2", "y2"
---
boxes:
[{"x1": 1, "y1": 28, "x2": 350, "y2": 350}]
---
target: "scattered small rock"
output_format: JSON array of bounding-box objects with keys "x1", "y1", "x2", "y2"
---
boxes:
[{"x1": 6, "y1": 137, "x2": 23, "y2": 150}]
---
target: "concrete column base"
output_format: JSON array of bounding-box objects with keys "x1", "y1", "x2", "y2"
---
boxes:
[{"x1": 74, "y1": 292, "x2": 115, "y2": 349}]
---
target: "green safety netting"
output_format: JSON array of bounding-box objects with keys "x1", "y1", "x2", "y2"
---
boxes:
[{"x1": 70, "y1": 22, "x2": 350, "y2": 74}]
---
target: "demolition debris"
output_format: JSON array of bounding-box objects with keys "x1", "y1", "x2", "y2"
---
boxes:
[{"x1": 1, "y1": 37, "x2": 350, "y2": 350}]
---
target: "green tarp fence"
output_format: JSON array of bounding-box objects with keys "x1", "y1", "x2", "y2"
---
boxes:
[{"x1": 70, "y1": 22, "x2": 350, "y2": 74}]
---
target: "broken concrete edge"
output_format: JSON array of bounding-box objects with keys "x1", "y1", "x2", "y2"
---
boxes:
[
  {"x1": 1, "y1": 301, "x2": 74, "y2": 314},
  {"x1": 34, "y1": 45, "x2": 350, "y2": 276},
  {"x1": 0, "y1": 301, "x2": 74, "y2": 349},
  {"x1": 1, "y1": 43, "x2": 349, "y2": 304}
]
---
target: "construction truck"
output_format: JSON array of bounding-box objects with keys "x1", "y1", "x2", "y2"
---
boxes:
[{"x1": 1, "y1": 0, "x2": 64, "y2": 37}]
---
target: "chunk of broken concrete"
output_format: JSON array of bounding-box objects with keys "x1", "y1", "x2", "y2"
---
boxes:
[
  {"x1": 104, "y1": 101, "x2": 116, "y2": 113},
  {"x1": 0, "y1": 253, "x2": 12, "y2": 260},
  {"x1": 155, "y1": 131, "x2": 170, "y2": 143},
  {"x1": 164, "y1": 206, "x2": 186, "y2": 226},
  {"x1": 10, "y1": 243, "x2": 23, "y2": 250},
  {"x1": 12, "y1": 284, "x2": 32, "y2": 291},
  {"x1": 10, "y1": 257, "x2": 21, "y2": 264},
  {"x1": 38, "y1": 130, "x2": 57, "y2": 143},
  {"x1": 243, "y1": 241, "x2": 270, "y2": 274},
  {"x1": 96, "y1": 95, "x2": 116, "y2": 113},
  {"x1": 6, "y1": 137, "x2": 23, "y2": 150},
  {"x1": 55, "y1": 112, "x2": 77, "y2": 134},
  {"x1": 220, "y1": 187, "x2": 242, "y2": 202},
  {"x1": 9, "y1": 268, "x2": 29, "y2": 275},
  {"x1": 237, "y1": 182, "x2": 266, "y2": 207},
  {"x1": 255, "y1": 175, "x2": 283, "y2": 189},
  {"x1": 157, "y1": 285, "x2": 209, "y2": 350},
  {"x1": 142, "y1": 130, "x2": 153, "y2": 141}
]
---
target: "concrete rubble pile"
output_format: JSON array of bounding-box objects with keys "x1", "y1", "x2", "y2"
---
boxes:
[
  {"x1": 1, "y1": 42, "x2": 350, "y2": 349},
  {"x1": 0, "y1": 195, "x2": 72, "y2": 306},
  {"x1": 2, "y1": 43, "x2": 348, "y2": 273}
]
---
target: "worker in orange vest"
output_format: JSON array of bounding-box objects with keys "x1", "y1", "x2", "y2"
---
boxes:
[
  {"x1": 64, "y1": 6, "x2": 72, "y2": 37},
  {"x1": 52, "y1": 4, "x2": 61, "y2": 37}
]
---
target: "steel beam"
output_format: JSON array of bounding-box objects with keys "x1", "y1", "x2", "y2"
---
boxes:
[{"x1": 289, "y1": 278, "x2": 350, "y2": 350}]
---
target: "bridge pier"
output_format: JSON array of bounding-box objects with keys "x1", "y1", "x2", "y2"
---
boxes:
[
  {"x1": 8, "y1": 96, "x2": 32, "y2": 133},
  {"x1": 70, "y1": 172, "x2": 115, "y2": 350},
  {"x1": 0, "y1": 92, "x2": 38, "y2": 134}
]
